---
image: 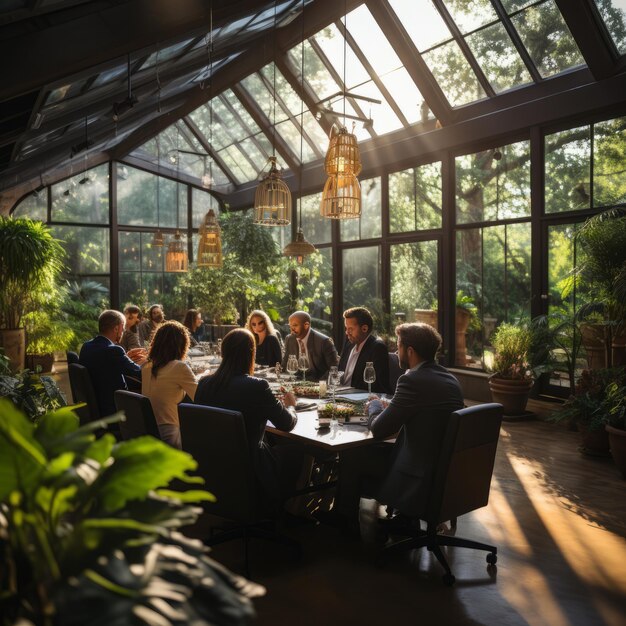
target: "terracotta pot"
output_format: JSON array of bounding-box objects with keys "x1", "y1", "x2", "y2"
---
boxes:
[
  {"x1": 580, "y1": 323, "x2": 607, "y2": 369},
  {"x1": 0, "y1": 328, "x2": 25, "y2": 372},
  {"x1": 606, "y1": 424, "x2": 626, "y2": 479},
  {"x1": 413, "y1": 309, "x2": 438, "y2": 329},
  {"x1": 577, "y1": 422, "x2": 611, "y2": 457},
  {"x1": 455, "y1": 308, "x2": 472, "y2": 367},
  {"x1": 488, "y1": 376, "x2": 533, "y2": 416},
  {"x1": 25, "y1": 353, "x2": 55, "y2": 373}
]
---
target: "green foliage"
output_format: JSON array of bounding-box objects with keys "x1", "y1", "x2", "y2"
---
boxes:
[
  {"x1": 0, "y1": 401, "x2": 262, "y2": 625},
  {"x1": 552, "y1": 367, "x2": 626, "y2": 432},
  {"x1": 490, "y1": 322, "x2": 533, "y2": 380},
  {"x1": 0, "y1": 370, "x2": 66, "y2": 421},
  {"x1": 24, "y1": 310, "x2": 75, "y2": 355},
  {"x1": 456, "y1": 291, "x2": 481, "y2": 332},
  {"x1": 0, "y1": 217, "x2": 65, "y2": 329}
]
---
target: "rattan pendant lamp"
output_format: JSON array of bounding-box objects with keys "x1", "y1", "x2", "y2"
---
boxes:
[
  {"x1": 165, "y1": 129, "x2": 188, "y2": 272},
  {"x1": 284, "y1": 0, "x2": 315, "y2": 264},
  {"x1": 320, "y1": 1, "x2": 361, "y2": 219},
  {"x1": 254, "y1": 1, "x2": 292, "y2": 226},
  {"x1": 197, "y1": 5, "x2": 223, "y2": 268}
]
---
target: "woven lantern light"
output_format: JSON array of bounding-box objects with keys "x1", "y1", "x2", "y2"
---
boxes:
[
  {"x1": 324, "y1": 126, "x2": 362, "y2": 177},
  {"x1": 197, "y1": 209, "x2": 223, "y2": 268},
  {"x1": 320, "y1": 171, "x2": 361, "y2": 219},
  {"x1": 165, "y1": 231, "x2": 188, "y2": 272},
  {"x1": 254, "y1": 156, "x2": 292, "y2": 225}
]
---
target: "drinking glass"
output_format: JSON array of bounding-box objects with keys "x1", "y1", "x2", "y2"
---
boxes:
[
  {"x1": 328, "y1": 366, "x2": 340, "y2": 405},
  {"x1": 286, "y1": 354, "x2": 298, "y2": 380},
  {"x1": 298, "y1": 353, "x2": 310, "y2": 382},
  {"x1": 364, "y1": 361, "x2": 376, "y2": 397}
]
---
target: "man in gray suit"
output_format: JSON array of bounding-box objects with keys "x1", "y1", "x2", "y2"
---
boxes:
[
  {"x1": 282, "y1": 310, "x2": 338, "y2": 382},
  {"x1": 321, "y1": 322, "x2": 463, "y2": 532}
]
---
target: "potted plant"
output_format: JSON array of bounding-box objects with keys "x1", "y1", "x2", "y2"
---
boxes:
[
  {"x1": 0, "y1": 400, "x2": 264, "y2": 624},
  {"x1": 572, "y1": 207, "x2": 626, "y2": 369},
  {"x1": 603, "y1": 380, "x2": 626, "y2": 478},
  {"x1": 487, "y1": 322, "x2": 534, "y2": 417},
  {"x1": 0, "y1": 217, "x2": 64, "y2": 371},
  {"x1": 24, "y1": 310, "x2": 75, "y2": 373},
  {"x1": 552, "y1": 367, "x2": 626, "y2": 457}
]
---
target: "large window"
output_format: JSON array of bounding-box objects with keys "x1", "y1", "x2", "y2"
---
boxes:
[
  {"x1": 340, "y1": 177, "x2": 382, "y2": 241},
  {"x1": 342, "y1": 245, "x2": 381, "y2": 327}
]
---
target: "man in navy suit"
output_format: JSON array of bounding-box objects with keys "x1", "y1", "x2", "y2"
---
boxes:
[
  {"x1": 79, "y1": 310, "x2": 145, "y2": 417},
  {"x1": 319, "y1": 323, "x2": 464, "y2": 533},
  {"x1": 338, "y1": 307, "x2": 390, "y2": 394}
]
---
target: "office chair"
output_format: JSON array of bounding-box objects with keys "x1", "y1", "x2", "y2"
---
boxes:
[
  {"x1": 378, "y1": 403, "x2": 503, "y2": 585},
  {"x1": 178, "y1": 402, "x2": 300, "y2": 576},
  {"x1": 114, "y1": 390, "x2": 161, "y2": 440}
]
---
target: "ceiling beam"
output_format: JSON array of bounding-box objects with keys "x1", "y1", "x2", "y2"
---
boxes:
[
  {"x1": 0, "y1": 0, "x2": 271, "y2": 102},
  {"x1": 553, "y1": 0, "x2": 619, "y2": 80}
]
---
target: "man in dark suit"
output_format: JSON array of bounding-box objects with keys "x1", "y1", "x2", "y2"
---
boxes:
[
  {"x1": 338, "y1": 307, "x2": 390, "y2": 394},
  {"x1": 282, "y1": 310, "x2": 338, "y2": 382},
  {"x1": 79, "y1": 310, "x2": 145, "y2": 417},
  {"x1": 320, "y1": 322, "x2": 463, "y2": 532}
]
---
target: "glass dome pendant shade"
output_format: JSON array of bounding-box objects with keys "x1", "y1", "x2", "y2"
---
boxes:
[
  {"x1": 283, "y1": 227, "x2": 316, "y2": 265},
  {"x1": 253, "y1": 156, "x2": 292, "y2": 225},
  {"x1": 165, "y1": 231, "x2": 188, "y2": 272},
  {"x1": 197, "y1": 209, "x2": 223, "y2": 268}
]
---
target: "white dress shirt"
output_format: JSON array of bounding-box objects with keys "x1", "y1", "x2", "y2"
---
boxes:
[{"x1": 343, "y1": 335, "x2": 370, "y2": 385}]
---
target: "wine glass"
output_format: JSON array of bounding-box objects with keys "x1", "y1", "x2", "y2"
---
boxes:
[
  {"x1": 286, "y1": 354, "x2": 298, "y2": 381},
  {"x1": 364, "y1": 361, "x2": 376, "y2": 397},
  {"x1": 298, "y1": 353, "x2": 309, "y2": 383},
  {"x1": 328, "y1": 366, "x2": 340, "y2": 405}
]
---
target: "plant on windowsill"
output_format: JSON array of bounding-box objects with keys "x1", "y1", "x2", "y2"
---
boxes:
[
  {"x1": 487, "y1": 322, "x2": 534, "y2": 417},
  {"x1": 0, "y1": 400, "x2": 264, "y2": 625},
  {"x1": 551, "y1": 367, "x2": 626, "y2": 458},
  {"x1": 24, "y1": 310, "x2": 75, "y2": 373}
]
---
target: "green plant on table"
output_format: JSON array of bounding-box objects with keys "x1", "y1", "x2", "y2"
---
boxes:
[{"x1": 0, "y1": 401, "x2": 263, "y2": 625}]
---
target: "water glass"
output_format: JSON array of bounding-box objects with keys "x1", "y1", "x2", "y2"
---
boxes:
[
  {"x1": 298, "y1": 353, "x2": 310, "y2": 382},
  {"x1": 364, "y1": 361, "x2": 376, "y2": 397}
]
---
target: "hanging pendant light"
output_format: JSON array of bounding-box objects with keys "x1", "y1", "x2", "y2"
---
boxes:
[
  {"x1": 324, "y1": 125, "x2": 362, "y2": 177},
  {"x1": 283, "y1": 227, "x2": 316, "y2": 265},
  {"x1": 253, "y1": 1, "x2": 291, "y2": 227},
  {"x1": 320, "y1": 3, "x2": 361, "y2": 219},
  {"x1": 197, "y1": 208, "x2": 223, "y2": 268},
  {"x1": 165, "y1": 129, "x2": 188, "y2": 272},
  {"x1": 320, "y1": 171, "x2": 361, "y2": 219},
  {"x1": 254, "y1": 156, "x2": 292, "y2": 225},
  {"x1": 283, "y1": 0, "x2": 315, "y2": 264},
  {"x1": 165, "y1": 231, "x2": 188, "y2": 272}
]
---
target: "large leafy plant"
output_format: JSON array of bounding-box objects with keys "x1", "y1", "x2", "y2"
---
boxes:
[
  {"x1": 0, "y1": 369, "x2": 66, "y2": 421},
  {"x1": 490, "y1": 323, "x2": 533, "y2": 380},
  {"x1": 0, "y1": 402, "x2": 263, "y2": 625}
]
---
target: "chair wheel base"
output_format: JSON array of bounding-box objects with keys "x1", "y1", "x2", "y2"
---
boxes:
[
  {"x1": 442, "y1": 573, "x2": 456, "y2": 586},
  {"x1": 486, "y1": 552, "x2": 497, "y2": 565}
]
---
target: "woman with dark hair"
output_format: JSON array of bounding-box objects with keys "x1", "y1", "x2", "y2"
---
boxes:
[
  {"x1": 245, "y1": 309, "x2": 282, "y2": 366},
  {"x1": 142, "y1": 320, "x2": 198, "y2": 449},
  {"x1": 183, "y1": 309, "x2": 202, "y2": 347},
  {"x1": 195, "y1": 328, "x2": 300, "y2": 500}
]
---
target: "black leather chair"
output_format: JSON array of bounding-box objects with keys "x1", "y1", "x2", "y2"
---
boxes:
[
  {"x1": 66, "y1": 351, "x2": 79, "y2": 364},
  {"x1": 67, "y1": 363, "x2": 101, "y2": 426},
  {"x1": 378, "y1": 403, "x2": 503, "y2": 585},
  {"x1": 178, "y1": 402, "x2": 299, "y2": 575},
  {"x1": 114, "y1": 390, "x2": 161, "y2": 440}
]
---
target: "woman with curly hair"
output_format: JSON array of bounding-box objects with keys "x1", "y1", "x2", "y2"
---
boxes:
[
  {"x1": 245, "y1": 309, "x2": 282, "y2": 367},
  {"x1": 142, "y1": 320, "x2": 198, "y2": 448}
]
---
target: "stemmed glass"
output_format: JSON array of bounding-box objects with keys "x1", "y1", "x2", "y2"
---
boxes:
[
  {"x1": 298, "y1": 353, "x2": 310, "y2": 383},
  {"x1": 328, "y1": 366, "x2": 342, "y2": 427},
  {"x1": 364, "y1": 361, "x2": 376, "y2": 397},
  {"x1": 286, "y1": 354, "x2": 298, "y2": 382}
]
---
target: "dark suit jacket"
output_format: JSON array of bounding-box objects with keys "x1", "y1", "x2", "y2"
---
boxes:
[
  {"x1": 338, "y1": 334, "x2": 390, "y2": 394},
  {"x1": 368, "y1": 361, "x2": 464, "y2": 517},
  {"x1": 194, "y1": 374, "x2": 297, "y2": 499},
  {"x1": 282, "y1": 328, "x2": 338, "y2": 381},
  {"x1": 79, "y1": 335, "x2": 142, "y2": 418}
]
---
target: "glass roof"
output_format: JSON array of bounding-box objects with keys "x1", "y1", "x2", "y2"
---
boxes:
[{"x1": 594, "y1": 0, "x2": 626, "y2": 56}]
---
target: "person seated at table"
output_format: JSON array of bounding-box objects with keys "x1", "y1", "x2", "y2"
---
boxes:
[
  {"x1": 195, "y1": 328, "x2": 303, "y2": 502},
  {"x1": 317, "y1": 323, "x2": 463, "y2": 535},
  {"x1": 246, "y1": 309, "x2": 282, "y2": 367},
  {"x1": 282, "y1": 310, "x2": 338, "y2": 382},
  {"x1": 182, "y1": 308, "x2": 203, "y2": 348},
  {"x1": 338, "y1": 306, "x2": 390, "y2": 394},
  {"x1": 119, "y1": 304, "x2": 142, "y2": 352},
  {"x1": 79, "y1": 309, "x2": 146, "y2": 418},
  {"x1": 138, "y1": 303, "x2": 164, "y2": 346},
  {"x1": 142, "y1": 320, "x2": 198, "y2": 449}
]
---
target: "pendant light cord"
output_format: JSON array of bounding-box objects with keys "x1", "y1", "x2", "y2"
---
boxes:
[
  {"x1": 272, "y1": 0, "x2": 277, "y2": 159},
  {"x1": 298, "y1": 0, "x2": 305, "y2": 230},
  {"x1": 343, "y1": 0, "x2": 347, "y2": 128}
]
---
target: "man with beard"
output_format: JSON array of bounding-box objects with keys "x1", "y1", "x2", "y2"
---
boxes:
[
  {"x1": 317, "y1": 322, "x2": 463, "y2": 534},
  {"x1": 138, "y1": 303, "x2": 164, "y2": 346}
]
